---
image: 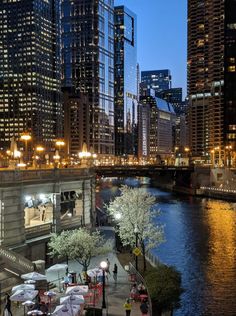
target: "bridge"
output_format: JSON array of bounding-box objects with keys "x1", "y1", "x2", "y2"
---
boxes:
[{"x1": 94, "y1": 164, "x2": 195, "y2": 192}]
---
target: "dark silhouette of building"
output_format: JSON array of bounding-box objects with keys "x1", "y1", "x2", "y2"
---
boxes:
[
  {"x1": 188, "y1": 0, "x2": 236, "y2": 161},
  {"x1": 114, "y1": 6, "x2": 138, "y2": 157},
  {"x1": 61, "y1": 0, "x2": 115, "y2": 155},
  {"x1": 0, "y1": 0, "x2": 62, "y2": 150}
]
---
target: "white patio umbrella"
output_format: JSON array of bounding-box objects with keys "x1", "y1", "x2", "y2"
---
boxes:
[
  {"x1": 21, "y1": 272, "x2": 47, "y2": 281},
  {"x1": 47, "y1": 264, "x2": 68, "y2": 273},
  {"x1": 47, "y1": 264, "x2": 68, "y2": 290},
  {"x1": 52, "y1": 304, "x2": 80, "y2": 316},
  {"x1": 12, "y1": 284, "x2": 35, "y2": 292},
  {"x1": 22, "y1": 300, "x2": 35, "y2": 306},
  {"x1": 27, "y1": 310, "x2": 43, "y2": 315},
  {"x1": 24, "y1": 280, "x2": 36, "y2": 284},
  {"x1": 66, "y1": 285, "x2": 88, "y2": 296},
  {"x1": 10, "y1": 289, "x2": 38, "y2": 302},
  {"x1": 87, "y1": 268, "x2": 103, "y2": 278},
  {"x1": 60, "y1": 295, "x2": 85, "y2": 305}
]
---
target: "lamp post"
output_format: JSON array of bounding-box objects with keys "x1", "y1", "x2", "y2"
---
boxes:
[
  {"x1": 35, "y1": 146, "x2": 45, "y2": 168},
  {"x1": 55, "y1": 140, "x2": 65, "y2": 163},
  {"x1": 100, "y1": 260, "x2": 108, "y2": 311},
  {"x1": 134, "y1": 225, "x2": 139, "y2": 271},
  {"x1": 20, "y1": 133, "x2": 32, "y2": 163}
]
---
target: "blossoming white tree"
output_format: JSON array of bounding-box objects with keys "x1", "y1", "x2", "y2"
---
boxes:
[
  {"x1": 48, "y1": 228, "x2": 111, "y2": 271},
  {"x1": 107, "y1": 185, "x2": 164, "y2": 270}
]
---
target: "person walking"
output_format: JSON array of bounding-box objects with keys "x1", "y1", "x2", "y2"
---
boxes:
[
  {"x1": 123, "y1": 298, "x2": 132, "y2": 316},
  {"x1": 106, "y1": 258, "x2": 110, "y2": 280},
  {"x1": 113, "y1": 263, "x2": 118, "y2": 283},
  {"x1": 140, "y1": 299, "x2": 149, "y2": 316},
  {"x1": 4, "y1": 293, "x2": 13, "y2": 316}
]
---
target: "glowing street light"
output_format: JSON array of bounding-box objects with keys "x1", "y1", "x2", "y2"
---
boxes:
[
  {"x1": 100, "y1": 260, "x2": 108, "y2": 310},
  {"x1": 20, "y1": 133, "x2": 32, "y2": 162}
]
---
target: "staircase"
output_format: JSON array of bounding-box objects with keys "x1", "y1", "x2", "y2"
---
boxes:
[{"x1": 0, "y1": 245, "x2": 35, "y2": 299}]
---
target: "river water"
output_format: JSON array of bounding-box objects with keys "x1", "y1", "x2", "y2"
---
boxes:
[{"x1": 96, "y1": 178, "x2": 236, "y2": 316}]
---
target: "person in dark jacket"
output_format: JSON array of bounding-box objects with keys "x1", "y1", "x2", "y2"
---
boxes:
[{"x1": 140, "y1": 299, "x2": 149, "y2": 315}]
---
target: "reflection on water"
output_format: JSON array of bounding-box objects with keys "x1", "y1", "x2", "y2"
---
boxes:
[{"x1": 97, "y1": 180, "x2": 236, "y2": 316}]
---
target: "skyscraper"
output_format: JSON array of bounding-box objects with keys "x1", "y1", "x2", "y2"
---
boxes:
[
  {"x1": 141, "y1": 70, "x2": 172, "y2": 95},
  {"x1": 188, "y1": 0, "x2": 236, "y2": 160},
  {"x1": 0, "y1": 0, "x2": 62, "y2": 150},
  {"x1": 114, "y1": 6, "x2": 138, "y2": 156},
  {"x1": 61, "y1": 0, "x2": 115, "y2": 155}
]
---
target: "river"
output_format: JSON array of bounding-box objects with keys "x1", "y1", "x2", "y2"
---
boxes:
[{"x1": 96, "y1": 178, "x2": 236, "y2": 316}]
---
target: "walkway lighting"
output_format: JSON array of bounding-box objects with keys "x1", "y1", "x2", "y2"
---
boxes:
[{"x1": 100, "y1": 260, "x2": 108, "y2": 310}]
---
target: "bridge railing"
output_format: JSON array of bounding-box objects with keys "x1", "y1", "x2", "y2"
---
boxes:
[{"x1": 0, "y1": 167, "x2": 94, "y2": 184}]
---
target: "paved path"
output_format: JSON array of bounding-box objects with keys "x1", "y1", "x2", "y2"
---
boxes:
[{"x1": 10, "y1": 227, "x2": 142, "y2": 316}]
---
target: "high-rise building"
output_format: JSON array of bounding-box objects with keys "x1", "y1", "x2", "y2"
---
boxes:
[
  {"x1": 114, "y1": 6, "x2": 138, "y2": 156},
  {"x1": 61, "y1": 0, "x2": 115, "y2": 155},
  {"x1": 138, "y1": 89, "x2": 176, "y2": 162},
  {"x1": 141, "y1": 70, "x2": 172, "y2": 95},
  {"x1": 0, "y1": 0, "x2": 62, "y2": 150},
  {"x1": 188, "y1": 0, "x2": 236, "y2": 160},
  {"x1": 159, "y1": 88, "x2": 184, "y2": 115}
]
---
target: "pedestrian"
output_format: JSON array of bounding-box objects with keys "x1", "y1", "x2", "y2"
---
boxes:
[
  {"x1": 4, "y1": 293, "x2": 13, "y2": 316},
  {"x1": 113, "y1": 263, "x2": 118, "y2": 283},
  {"x1": 106, "y1": 258, "x2": 110, "y2": 274},
  {"x1": 140, "y1": 299, "x2": 149, "y2": 315},
  {"x1": 106, "y1": 258, "x2": 110, "y2": 280},
  {"x1": 123, "y1": 298, "x2": 132, "y2": 316}
]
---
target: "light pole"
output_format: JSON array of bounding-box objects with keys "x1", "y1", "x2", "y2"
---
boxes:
[
  {"x1": 20, "y1": 133, "x2": 32, "y2": 163},
  {"x1": 134, "y1": 225, "x2": 139, "y2": 271},
  {"x1": 100, "y1": 260, "x2": 108, "y2": 311},
  {"x1": 35, "y1": 145, "x2": 45, "y2": 168}
]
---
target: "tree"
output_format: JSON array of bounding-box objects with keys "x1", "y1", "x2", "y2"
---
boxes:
[
  {"x1": 107, "y1": 185, "x2": 164, "y2": 270},
  {"x1": 144, "y1": 264, "x2": 183, "y2": 316},
  {"x1": 48, "y1": 228, "x2": 111, "y2": 271}
]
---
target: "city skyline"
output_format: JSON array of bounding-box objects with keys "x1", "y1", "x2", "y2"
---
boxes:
[{"x1": 115, "y1": 0, "x2": 187, "y2": 96}]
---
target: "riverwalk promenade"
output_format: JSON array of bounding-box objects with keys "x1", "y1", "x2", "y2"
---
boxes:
[{"x1": 10, "y1": 227, "x2": 142, "y2": 316}]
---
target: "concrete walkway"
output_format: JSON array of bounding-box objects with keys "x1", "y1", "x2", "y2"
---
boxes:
[{"x1": 10, "y1": 227, "x2": 142, "y2": 316}]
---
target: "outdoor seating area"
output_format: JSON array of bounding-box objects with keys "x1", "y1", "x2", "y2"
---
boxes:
[{"x1": 6, "y1": 265, "x2": 107, "y2": 316}]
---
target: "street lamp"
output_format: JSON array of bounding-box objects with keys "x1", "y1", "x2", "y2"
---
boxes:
[
  {"x1": 35, "y1": 146, "x2": 45, "y2": 168},
  {"x1": 20, "y1": 133, "x2": 32, "y2": 163},
  {"x1": 100, "y1": 260, "x2": 108, "y2": 310},
  {"x1": 134, "y1": 225, "x2": 139, "y2": 271}
]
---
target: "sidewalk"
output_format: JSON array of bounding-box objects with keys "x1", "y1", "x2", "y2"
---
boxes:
[{"x1": 10, "y1": 227, "x2": 142, "y2": 316}]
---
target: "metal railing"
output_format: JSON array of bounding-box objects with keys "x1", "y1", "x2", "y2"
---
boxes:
[
  {"x1": 129, "y1": 262, "x2": 152, "y2": 316},
  {"x1": 0, "y1": 245, "x2": 34, "y2": 274}
]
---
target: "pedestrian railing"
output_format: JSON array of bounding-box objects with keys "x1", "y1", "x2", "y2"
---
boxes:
[
  {"x1": 0, "y1": 245, "x2": 34, "y2": 275},
  {"x1": 128, "y1": 262, "x2": 152, "y2": 316}
]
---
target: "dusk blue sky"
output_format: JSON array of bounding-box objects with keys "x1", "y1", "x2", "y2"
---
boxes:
[{"x1": 115, "y1": 0, "x2": 187, "y2": 97}]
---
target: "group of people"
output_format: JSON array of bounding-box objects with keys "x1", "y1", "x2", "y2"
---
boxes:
[
  {"x1": 123, "y1": 297, "x2": 149, "y2": 316},
  {"x1": 105, "y1": 258, "x2": 118, "y2": 284},
  {"x1": 130, "y1": 281, "x2": 147, "y2": 300},
  {"x1": 123, "y1": 281, "x2": 149, "y2": 316}
]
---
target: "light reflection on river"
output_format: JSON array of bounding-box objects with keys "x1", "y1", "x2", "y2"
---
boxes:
[{"x1": 97, "y1": 179, "x2": 236, "y2": 316}]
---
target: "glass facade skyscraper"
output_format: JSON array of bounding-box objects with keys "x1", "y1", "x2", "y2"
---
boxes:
[
  {"x1": 114, "y1": 6, "x2": 138, "y2": 156},
  {"x1": 141, "y1": 70, "x2": 172, "y2": 95},
  {"x1": 61, "y1": 0, "x2": 115, "y2": 155},
  {"x1": 0, "y1": 0, "x2": 62, "y2": 150}
]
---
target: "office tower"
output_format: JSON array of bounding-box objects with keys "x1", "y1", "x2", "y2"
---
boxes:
[
  {"x1": 63, "y1": 91, "x2": 90, "y2": 156},
  {"x1": 61, "y1": 0, "x2": 115, "y2": 155},
  {"x1": 0, "y1": 0, "x2": 62, "y2": 150},
  {"x1": 141, "y1": 70, "x2": 172, "y2": 95},
  {"x1": 188, "y1": 0, "x2": 236, "y2": 159},
  {"x1": 139, "y1": 89, "x2": 176, "y2": 162},
  {"x1": 114, "y1": 6, "x2": 138, "y2": 156},
  {"x1": 160, "y1": 88, "x2": 183, "y2": 114}
]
